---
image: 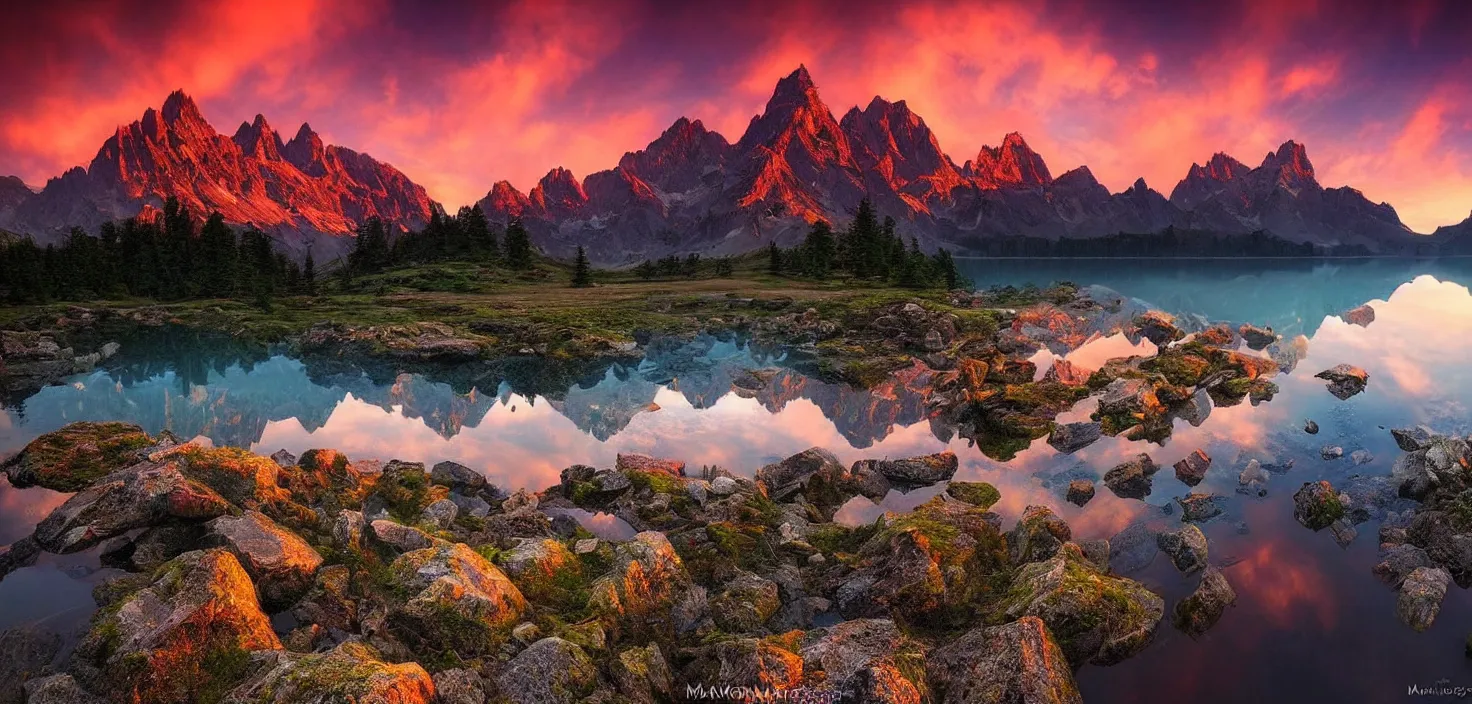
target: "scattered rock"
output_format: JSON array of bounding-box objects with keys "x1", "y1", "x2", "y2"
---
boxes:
[
  {"x1": 1238, "y1": 324, "x2": 1277, "y2": 350},
  {"x1": 1173, "y1": 450, "x2": 1212, "y2": 487},
  {"x1": 1374, "y1": 545, "x2": 1435, "y2": 588},
  {"x1": 429, "y1": 460, "x2": 486, "y2": 494},
  {"x1": 709, "y1": 571, "x2": 781, "y2": 632},
  {"x1": 368, "y1": 519, "x2": 443, "y2": 553},
  {"x1": 756, "y1": 447, "x2": 843, "y2": 500},
  {"x1": 23, "y1": 675, "x2": 104, "y2": 704},
  {"x1": 590, "y1": 532, "x2": 692, "y2": 640},
  {"x1": 385, "y1": 543, "x2": 528, "y2": 658},
  {"x1": 616, "y1": 453, "x2": 685, "y2": 477},
  {"x1": 1397, "y1": 566, "x2": 1451, "y2": 632},
  {"x1": 1177, "y1": 493, "x2": 1225, "y2": 523},
  {"x1": 1315, "y1": 364, "x2": 1369, "y2": 400},
  {"x1": 1048, "y1": 422, "x2": 1102, "y2": 454},
  {"x1": 1173, "y1": 566, "x2": 1237, "y2": 637},
  {"x1": 927, "y1": 616, "x2": 1082, "y2": 704},
  {"x1": 1008, "y1": 505, "x2": 1073, "y2": 565},
  {"x1": 1320, "y1": 445, "x2": 1344, "y2": 460},
  {"x1": 612, "y1": 644, "x2": 674, "y2": 704},
  {"x1": 1103, "y1": 454, "x2": 1159, "y2": 500},
  {"x1": 1304, "y1": 420, "x2": 1319, "y2": 434},
  {"x1": 1065, "y1": 480, "x2": 1095, "y2": 507},
  {"x1": 1343, "y1": 304, "x2": 1375, "y2": 327},
  {"x1": 1391, "y1": 426, "x2": 1437, "y2": 452},
  {"x1": 945, "y1": 481, "x2": 1000, "y2": 509},
  {"x1": 1351, "y1": 449, "x2": 1375, "y2": 466},
  {"x1": 494, "y1": 637, "x2": 598, "y2": 704},
  {"x1": 1293, "y1": 481, "x2": 1345, "y2": 530},
  {"x1": 432, "y1": 668, "x2": 487, "y2": 704},
  {"x1": 225, "y1": 641, "x2": 433, "y2": 704},
  {"x1": 855, "y1": 451, "x2": 959, "y2": 486},
  {"x1": 1157, "y1": 525, "x2": 1208, "y2": 574}
]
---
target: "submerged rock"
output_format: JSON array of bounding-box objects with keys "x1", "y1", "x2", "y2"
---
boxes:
[
  {"x1": 927, "y1": 616, "x2": 1081, "y2": 704},
  {"x1": 1173, "y1": 566, "x2": 1237, "y2": 638},
  {"x1": 1320, "y1": 445, "x2": 1344, "y2": 460},
  {"x1": 1048, "y1": 422, "x2": 1102, "y2": 454},
  {"x1": 1103, "y1": 454, "x2": 1159, "y2": 500},
  {"x1": 1397, "y1": 566, "x2": 1451, "y2": 632},
  {"x1": 1315, "y1": 364, "x2": 1369, "y2": 400},
  {"x1": 998, "y1": 543, "x2": 1164, "y2": 666}
]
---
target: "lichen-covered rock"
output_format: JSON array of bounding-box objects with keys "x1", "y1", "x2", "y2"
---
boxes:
[
  {"x1": 332, "y1": 510, "x2": 366, "y2": 551},
  {"x1": 1292, "y1": 481, "x2": 1345, "y2": 530},
  {"x1": 1048, "y1": 423, "x2": 1102, "y2": 454},
  {"x1": 385, "y1": 543, "x2": 527, "y2": 659},
  {"x1": 1102, "y1": 454, "x2": 1158, "y2": 500},
  {"x1": 290, "y1": 565, "x2": 357, "y2": 642},
  {"x1": 686, "y1": 638, "x2": 804, "y2": 694},
  {"x1": 998, "y1": 543, "x2": 1164, "y2": 666},
  {"x1": 432, "y1": 668, "x2": 487, "y2": 704},
  {"x1": 802, "y1": 459, "x2": 891, "y2": 518},
  {"x1": 945, "y1": 481, "x2": 1001, "y2": 509},
  {"x1": 500, "y1": 538, "x2": 583, "y2": 608},
  {"x1": 205, "y1": 510, "x2": 323, "y2": 608},
  {"x1": 927, "y1": 616, "x2": 1081, "y2": 704},
  {"x1": 616, "y1": 453, "x2": 685, "y2": 478},
  {"x1": 430, "y1": 460, "x2": 487, "y2": 494},
  {"x1": 1133, "y1": 311, "x2": 1183, "y2": 346},
  {"x1": 1173, "y1": 449, "x2": 1211, "y2": 487},
  {"x1": 223, "y1": 640, "x2": 434, "y2": 704},
  {"x1": 72, "y1": 549, "x2": 282, "y2": 703},
  {"x1": 23, "y1": 674, "x2": 105, "y2": 704},
  {"x1": 1008, "y1": 505, "x2": 1072, "y2": 565},
  {"x1": 179, "y1": 445, "x2": 294, "y2": 510},
  {"x1": 33, "y1": 459, "x2": 232, "y2": 553},
  {"x1": 1, "y1": 422, "x2": 152, "y2": 492},
  {"x1": 1315, "y1": 364, "x2": 1369, "y2": 400},
  {"x1": 590, "y1": 531, "x2": 691, "y2": 640},
  {"x1": 612, "y1": 644, "x2": 674, "y2": 704},
  {"x1": 801, "y1": 619, "x2": 925, "y2": 700},
  {"x1": 368, "y1": 519, "x2": 444, "y2": 554},
  {"x1": 1374, "y1": 544, "x2": 1435, "y2": 588},
  {"x1": 1156, "y1": 525, "x2": 1208, "y2": 574},
  {"x1": 756, "y1": 447, "x2": 843, "y2": 500},
  {"x1": 0, "y1": 624, "x2": 64, "y2": 704},
  {"x1": 1397, "y1": 566, "x2": 1451, "y2": 632},
  {"x1": 838, "y1": 498, "x2": 1009, "y2": 625},
  {"x1": 856, "y1": 451, "x2": 960, "y2": 486},
  {"x1": 493, "y1": 637, "x2": 598, "y2": 704},
  {"x1": 1173, "y1": 565, "x2": 1236, "y2": 637},
  {"x1": 709, "y1": 571, "x2": 781, "y2": 632},
  {"x1": 100, "y1": 523, "x2": 204, "y2": 573}
]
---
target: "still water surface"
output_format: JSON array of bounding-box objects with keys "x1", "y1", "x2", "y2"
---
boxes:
[{"x1": 6, "y1": 258, "x2": 1472, "y2": 702}]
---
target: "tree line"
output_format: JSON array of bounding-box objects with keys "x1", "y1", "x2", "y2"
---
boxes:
[
  {"x1": 0, "y1": 197, "x2": 306, "y2": 308},
  {"x1": 765, "y1": 198, "x2": 967, "y2": 289},
  {"x1": 345, "y1": 205, "x2": 534, "y2": 275}
]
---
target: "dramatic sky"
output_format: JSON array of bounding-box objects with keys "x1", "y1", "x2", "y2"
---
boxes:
[{"x1": 3, "y1": 0, "x2": 1471, "y2": 231}]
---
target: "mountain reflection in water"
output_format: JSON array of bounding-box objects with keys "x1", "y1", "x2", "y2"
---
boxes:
[{"x1": 5, "y1": 273, "x2": 1472, "y2": 703}]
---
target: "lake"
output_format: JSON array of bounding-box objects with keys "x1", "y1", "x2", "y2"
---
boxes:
[{"x1": 6, "y1": 257, "x2": 1472, "y2": 702}]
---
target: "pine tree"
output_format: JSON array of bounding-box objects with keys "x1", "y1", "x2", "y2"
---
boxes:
[
  {"x1": 571, "y1": 246, "x2": 593, "y2": 287},
  {"x1": 303, "y1": 250, "x2": 317, "y2": 296},
  {"x1": 801, "y1": 221, "x2": 836, "y2": 279},
  {"x1": 350, "y1": 217, "x2": 391, "y2": 273},
  {"x1": 634, "y1": 260, "x2": 657, "y2": 280},
  {"x1": 462, "y1": 204, "x2": 496, "y2": 257},
  {"x1": 767, "y1": 241, "x2": 782, "y2": 275},
  {"x1": 504, "y1": 217, "x2": 533, "y2": 269}
]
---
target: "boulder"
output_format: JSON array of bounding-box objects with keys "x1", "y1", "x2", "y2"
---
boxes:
[
  {"x1": 1134, "y1": 311, "x2": 1183, "y2": 346},
  {"x1": 178, "y1": 446, "x2": 295, "y2": 510},
  {"x1": 1407, "y1": 511, "x2": 1472, "y2": 587},
  {"x1": 420, "y1": 498, "x2": 459, "y2": 530},
  {"x1": 385, "y1": 543, "x2": 527, "y2": 658},
  {"x1": 499, "y1": 538, "x2": 582, "y2": 606},
  {"x1": 1374, "y1": 544, "x2": 1435, "y2": 588},
  {"x1": 1, "y1": 422, "x2": 152, "y2": 491},
  {"x1": 709, "y1": 571, "x2": 781, "y2": 632},
  {"x1": 432, "y1": 669, "x2": 487, "y2": 704},
  {"x1": 1292, "y1": 481, "x2": 1345, "y2": 530},
  {"x1": 590, "y1": 532, "x2": 692, "y2": 640},
  {"x1": 1047, "y1": 422, "x2": 1102, "y2": 454},
  {"x1": 223, "y1": 641, "x2": 433, "y2": 704},
  {"x1": 1397, "y1": 566, "x2": 1451, "y2": 632},
  {"x1": 368, "y1": 519, "x2": 444, "y2": 553},
  {"x1": 1238, "y1": 324, "x2": 1277, "y2": 350},
  {"x1": 1391, "y1": 426, "x2": 1437, "y2": 452},
  {"x1": 205, "y1": 511, "x2": 324, "y2": 608},
  {"x1": 33, "y1": 459, "x2": 232, "y2": 553},
  {"x1": 1315, "y1": 364, "x2": 1369, "y2": 400},
  {"x1": 72, "y1": 549, "x2": 282, "y2": 703},
  {"x1": 927, "y1": 616, "x2": 1082, "y2": 704},
  {"x1": 1177, "y1": 493, "x2": 1225, "y2": 523},
  {"x1": 855, "y1": 451, "x2": 959, "y2": 486},
  {"x1": 1103, "y1": 454, "x2": 1159, "y2": 500},
  {"x1": 429, "y1": 460, "x2": 486, "y2": 493},
  {"x1": 1157, "y1": 525, "x2": 1208, "y2": 574},
  {"x1": 615, "y1": 453, "x2": 685, "y2": 477},
  {"x1": 612, "y1": 644, "x2": 675, "y2": 704},
  {"x1": 494, "y1": 637, "x2": 598, "y2": 704},
  {"x1": 687, "y1": 638, "x2": 804, "y2": 693},
  {"x1": 1342, "y1": 304, "x2": 1375, "y2": 327},
  {"x1": 22, "y1": 675, "x2": 104, "y2": 704},
  {"x1": 1320, "y1": 445, "x2": 1344, "y2": 460},
  {"x1": 290, "y1": 565, "x2": 358, "y2": 641},
  {"x1": 998, "y1": 543, "x2": 1164, "y2": 666},
  {"x1": 1065, "y1": 480, "x2": 1095, "y2": 507},
  {"x1": 0, "y1": 624, "x2": 64, "y2": 704},
  {"x1": 1173, "y1": 566, "x2": 1236, "y2": 637},
  {"x1": 801, "y1": 619, "x2": 923, "y2": 699},
  {"x1": 1008, "y1": 505, "x2": 1072, "y2": 565},
  {"x1": 1173, "y1": 450, "x2": 1211, "y2": 487},
  {"x1": 756, "y1": 448, "x2": 843, "y2": 500},
  {"x1": 332, "y1": 510, "x2": 366, "y2": 551}
]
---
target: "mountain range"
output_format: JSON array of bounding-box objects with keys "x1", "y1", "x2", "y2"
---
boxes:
[{"x1": 1, "y1": 66, "x2": 1456, "y2": 264}]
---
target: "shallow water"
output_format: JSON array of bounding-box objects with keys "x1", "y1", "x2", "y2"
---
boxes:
[{"x1": 7, "y1": 261, "x2": 1472, "y2": 701}]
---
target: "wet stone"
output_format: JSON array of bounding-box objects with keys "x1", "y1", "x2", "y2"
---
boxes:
[{"x1": 1174, "y1": 450, "x2": 1212, "y2": 487}]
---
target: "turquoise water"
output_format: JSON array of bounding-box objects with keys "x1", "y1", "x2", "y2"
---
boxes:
[{"x1": 7, "y1": 262, "x2": 1472, "y2": 701}]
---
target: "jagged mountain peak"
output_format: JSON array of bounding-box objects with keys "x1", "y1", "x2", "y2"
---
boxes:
[
  {"x1": 160, "y1": 89, "x2": 205, "y2": 126},
  {"x1": 966, "y1": 132, "x2": 1052, "y2": 188},
  {"x1": 232, "y1": 114, "x2": 284, "y2": 159},
  {"x1": 1261, "y1": 140, "x2": 1315, "y2": 183}
]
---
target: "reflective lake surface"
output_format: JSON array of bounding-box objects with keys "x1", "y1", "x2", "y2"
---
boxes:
[{"x1": 7, "y1": 258, "x2": 1472, "y2": 702}]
